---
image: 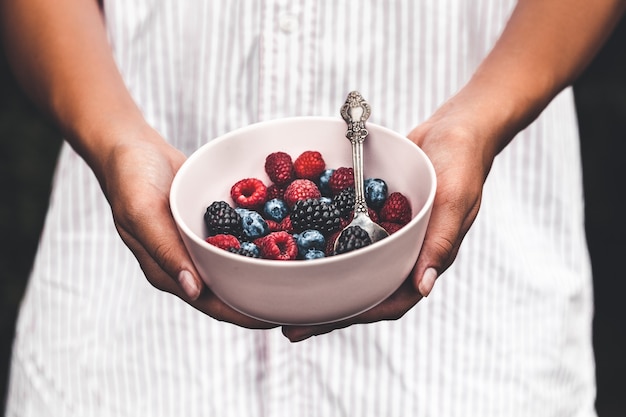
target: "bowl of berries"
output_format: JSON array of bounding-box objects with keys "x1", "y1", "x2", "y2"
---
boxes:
[{"x1": 170, "y1": 116, "x2": 436, "y2": 325}]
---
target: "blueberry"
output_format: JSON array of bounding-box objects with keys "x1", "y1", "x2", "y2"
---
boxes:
[
  {"x1": 318, "y1": 169, "x2": 335, "y2": 197},
  {"x1": 303, "y1": 249, "x2": 326, "y2": 260},
  {"x1": 240, "y1": 241, "x2": 260, "y2": 257},
  {"x1": 263, "y1": 198, "x2": 288, "y2": 222},
  {"x1": 296, "y1": 229, "x2": 326, "y2": 257},
  {"x1": 235, "y1": 208, "x2": 269, "y2": 240},
  {"x1": 320, "y1": 196, "x2": 333, "y2": 205},
  {"x1": 364, "y1": 178, "x2": 388, "y2": 210}
]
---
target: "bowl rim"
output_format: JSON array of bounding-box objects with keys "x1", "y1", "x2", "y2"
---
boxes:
[{"x1": 170, "y1": 116, "x2": 437, "y2": 267}]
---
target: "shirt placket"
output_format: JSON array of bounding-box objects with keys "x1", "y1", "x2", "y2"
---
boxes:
[{"x1": 258, "y1": 0, "x2": 318, "y2": 121}]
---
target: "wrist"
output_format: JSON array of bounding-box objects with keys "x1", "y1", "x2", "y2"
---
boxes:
[
  {"x1": 62, "y1": 104, "x2": 161, "y2": 184},
  {"x1": 76, "y1": 117, "x2": 145, "y2": 168},
  {"x1": 441, "y1": 64, "x2": 554, "y2": 165}
]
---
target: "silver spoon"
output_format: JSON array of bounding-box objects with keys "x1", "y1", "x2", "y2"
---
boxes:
[{"x1": 334, "y1": 91, "x2": 389, "y2": 252}]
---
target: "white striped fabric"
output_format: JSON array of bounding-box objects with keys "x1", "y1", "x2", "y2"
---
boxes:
[{"x1": 7, "y1": 1, "x2": 596, "y2": 416}]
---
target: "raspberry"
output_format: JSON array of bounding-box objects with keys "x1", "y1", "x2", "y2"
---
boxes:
[
  {"x1": 380, "y1": 221, "x2": 404, "y2": 234},
  {"x1": 266, "y1": 219, "x2": 282, "y2": 232},
  {"x1": 279, "y1": 215, "x2": 294, "y2": 233},
  {"x1": 266, "y1": 183, "x2": 287, "y2": 201},
  {"x1": 325, "y1": 231, "x2": 341, "y2": 256},
  {"x1": 257, "y1": 231, "x2": 298, "y2": 260},
  {"x1": 283, "y1": 179, "x2": 321, "y2": 209},
  {"x1": 380, "y1": 192, "x2": 412, "y2": 225},
  {"x1": 204, "y1": 201, "x2": 243, "y2": 237},
  {"x1": 206, "y1": 234, "x2": 241, "y2": 251},
  {"x1": 333, "y1": 225, "x2": 372, "y2": 255},
  {"x1": 293, "y1": 150, "x2": 326, "y2": 180},
  {"x1": 230, "y1": 178, "x2": 267, "y2": 209},
  {"x1": 290, "y1": 198, "x2": 342, "y2": 234},
  {"x1": 328, "y1": 167, "x2": 354, "y2": 195},
  {"x1": 368, "y1": 208, "x2": 380, "y2": 223},
  {"x1": 264, "y1": 151, "x2": 294, "y2": 185}
]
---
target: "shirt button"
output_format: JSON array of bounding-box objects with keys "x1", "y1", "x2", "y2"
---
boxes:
[{"x1": 278, "y1": 13, "x2": 298, "y2": 33}]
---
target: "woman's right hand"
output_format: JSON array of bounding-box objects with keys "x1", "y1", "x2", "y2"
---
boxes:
[
  {"x1": 1, "y1": 0, "x2": 275, "y2": 329},
  {"x1": 97, "y1": 124, "x2": 277, "y2": 329}
]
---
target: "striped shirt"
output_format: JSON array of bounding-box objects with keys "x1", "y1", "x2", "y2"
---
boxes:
[{"x1": 7, "y1": 1, "x2": 596, "y2": 416}]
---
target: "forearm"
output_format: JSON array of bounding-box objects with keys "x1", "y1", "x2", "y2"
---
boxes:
[
  {"x1": 451, "y1": 0, "x2": 626, "y2": 162},
  {"x1": 0, "y1": 0, "x2": 149, "y2": 179}
]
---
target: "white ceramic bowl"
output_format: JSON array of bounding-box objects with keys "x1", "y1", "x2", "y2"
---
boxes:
[{"x1": 170, "y1": 117, "x2": 436, "y2": 325}]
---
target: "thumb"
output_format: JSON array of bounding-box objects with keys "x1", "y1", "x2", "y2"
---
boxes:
[
  {"x1": 117, "y1": 216, "x2": 204, "y2": 302},
  {"x1": 113, "y1": 192, "x2": 204, "y2": 301},
  {"x1": 412, "y1": 189, "x2": 478, "y2": 297},
  {"x1": 413, "y1": 221, "x2": 459, "y2": 297}
]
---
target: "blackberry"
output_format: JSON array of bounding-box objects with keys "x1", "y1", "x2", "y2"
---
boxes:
[
  {"x1": 204, "y1": 201, "x2": 243, "y2": 237},
  {"x1": 290, "y1": 198, "x2": 342, "y2": 235},
  {"x1": 333, "y1": 225, "x2": 372, "y2": 255},
  {"x1": 333, "y1": 187, "x2": 355, "y2": 219}
]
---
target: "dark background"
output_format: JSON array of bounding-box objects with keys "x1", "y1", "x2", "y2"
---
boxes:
[
  {"x1": 1, "y1": 19, "x2": 625, "y2": 416},
  {"x1": 575, "y1": 18, "x2": 626, "y2": 416}
]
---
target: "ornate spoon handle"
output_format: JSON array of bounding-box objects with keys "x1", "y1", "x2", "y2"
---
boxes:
[{"x1": 340, "y1": 91, "x2": 371, "y2": 216}]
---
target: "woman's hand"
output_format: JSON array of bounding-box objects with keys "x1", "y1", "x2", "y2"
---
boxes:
[
  {"x1": 99, "y1": 125, "x2": 276, "y2": 329},
  {"x1": 282, "y1": 96, "x2": 497, "y2": 342},
  {"x1": 282, "y1": 0, "x2": 626, "y2": 342},
  {"x1": 1, "y1": 0, "x2": 276, "y2": 329},
  {"x1": 407, "y1": 100, "x2": 494, "y2": 297}
]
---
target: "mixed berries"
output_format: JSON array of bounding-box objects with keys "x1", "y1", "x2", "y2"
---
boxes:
[{"x1": 202, "y1": 150, "x2": 412, "y2": 260}]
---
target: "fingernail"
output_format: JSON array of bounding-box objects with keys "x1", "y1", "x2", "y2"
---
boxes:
[
  {"x1": 178, "y1": 270, "x2": 201, "y2": 300},
  {"x1": 418, "y1": 267, "x2": 438, "y2": 297}
]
